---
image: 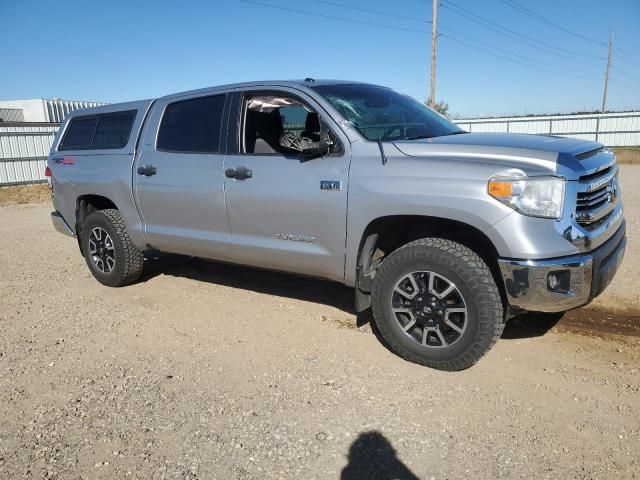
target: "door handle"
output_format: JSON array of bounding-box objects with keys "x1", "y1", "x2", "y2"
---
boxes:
[
  {"x1": 137, "y1": 164, "x2": 157, "y2": 176},
  {"x1": 225, "y1": 166, "x2": 253, "y2": 180}
]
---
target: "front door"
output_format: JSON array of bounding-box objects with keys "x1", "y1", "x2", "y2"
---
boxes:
[
  {"x1": 223, "y1": 88, "x2": 351, "y2": 282},
  {"x1": 133, "y1": 92, "x2": 232, "y2": 261}
]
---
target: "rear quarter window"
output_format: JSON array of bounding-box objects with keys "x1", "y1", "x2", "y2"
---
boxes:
[
  {"x1": 60, "y1": 117, "x2": 98, "y2": 149},
  {"x1": 59, "y1": 110, "x2": 137, "y2": 151}
]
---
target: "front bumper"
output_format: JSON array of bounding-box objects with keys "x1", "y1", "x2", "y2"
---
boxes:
[
  {"x1": 51, "y1": 211, "x2": 75, "y2": 237},
  {"x1": 498, "y1": 221, "x2": 626, "y2": 313}
]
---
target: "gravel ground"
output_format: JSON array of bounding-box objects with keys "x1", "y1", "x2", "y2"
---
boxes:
[{"x1": 1, "y1": 166, "x2": 639, "y2": 479}]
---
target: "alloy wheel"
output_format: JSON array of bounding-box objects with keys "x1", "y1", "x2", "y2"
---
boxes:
[
  {"x1": 88, "y1": 227, "x2": 116, "y2": 274},
  {"x1": 391, "y1": 271, "x2": 468, "y2": 348}
]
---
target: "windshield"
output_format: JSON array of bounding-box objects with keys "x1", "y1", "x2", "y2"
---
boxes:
[{"x1": 312, "y1": 84, "x2": 465, "y2": 142}]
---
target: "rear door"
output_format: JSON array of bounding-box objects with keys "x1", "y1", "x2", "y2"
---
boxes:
[
  {"x1": 223, "y1": 87, "x2": 351, "y2": 282},
  {"x1": 133, "y1": 91, "x2": 232, "y2": 260}
]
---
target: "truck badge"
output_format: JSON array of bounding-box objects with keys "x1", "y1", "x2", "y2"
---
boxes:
[{"x1": 320, "y1": 180, "x2": 341, "y2": 191}]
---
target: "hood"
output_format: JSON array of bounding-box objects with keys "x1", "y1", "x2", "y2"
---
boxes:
[
  {"x1": 408, "y1": 132, "x2": 597, "y2": 153},
  {"x1": 392, "y1": 132, "x2": 603, "y2": 177}
]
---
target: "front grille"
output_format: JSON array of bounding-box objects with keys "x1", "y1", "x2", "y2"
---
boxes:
[
  {"x1": 579, "y1": 164, "x2": 613, "y2": 182},
  {"x1": 576, "y1": 165, "x2": 619, "y2": 230}
]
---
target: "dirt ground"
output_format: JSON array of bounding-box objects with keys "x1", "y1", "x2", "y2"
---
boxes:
[{"x1": 1, "y1": 167, "x2": 639, "y2": 479}]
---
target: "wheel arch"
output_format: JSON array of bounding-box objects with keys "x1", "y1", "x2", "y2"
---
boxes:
[
  {"x1": 353, "y1": 214, "x2": 506, "y2": 312},
  {"x1": 75, "y1": 195, "x2": 119, "y2": 254}
]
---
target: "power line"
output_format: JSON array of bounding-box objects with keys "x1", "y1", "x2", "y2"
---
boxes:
[
  {"x1": 238, "y1": 0, "x2": 429, "y2": 33},
  {"x1": 415, "y1": 0, "x2": 640, "y2": 74},
  {"x1": 610, "y1": 78, "x2": 640, "y2": 90},
  {"x1": 500, "y1": 0, "x2": 608, "y2": 47},
  {"x1": 501, "y1": 0, "x2": 640, "y2": 71},
  {"x1": 441, "y1": 33, "x2": 596, "y2": 81},
  {"x1": 240, "y1": 0, "x2": 603, "y2": 83},
  {"x1": 615, "y1": 48, "x2": 640, "y2": 70},
  {"x1": 612, "y1": 66, "x2": 640, "y2": 84},
  {"x1": 439, "y1": 26, "x2": 600, "y2": 76},
  {"x1": 442, "y1": 0, "x2": 605, "y2": 64},
  {"x1": 312, "y1": 0, "x2": 430, "y2": 24},
  {"x1": 316, "y1": 0, "x2": 596, "y2": 75}
]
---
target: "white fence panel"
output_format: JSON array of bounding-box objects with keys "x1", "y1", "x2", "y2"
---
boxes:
[
  {"x1": 455, "y1": 111, "x2": 640, "y2": 146},
  {"x1": 598, "y1": 132, "x2": 638, "y2": 147},
  {"x1": 0, "y1": 158, "x2": 48, "y2": 185},
  {"x1": 469, "y1": 122, "x2": 509, "y2": 132},
  {"x1": 509, "y1": 121, "x2": 551, "y2": 134},
  {"x1": 551, "y1": 118, "x2": 598, "y2": 135},
  {"x1": 0, "y1": 124, "x2": 59, "y2": 185}
]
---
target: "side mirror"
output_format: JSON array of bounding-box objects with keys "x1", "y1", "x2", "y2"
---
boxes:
[
  {"x1": 302, "y1": 140, "x2": 331, "y2": 160},
  {"x1": 303, "y1": 125, "x2": 334, "y2": 160},
  {"x1": 279, "y1": 131, "x2": 332, "y2": 160}
]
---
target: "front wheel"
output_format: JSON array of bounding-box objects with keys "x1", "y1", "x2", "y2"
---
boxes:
[
  {"x1": 81, "y1": 209, "x2": 144, "y2": 287},
  {"x1": 371, "y1": 238, "x2": 504, "y2": 371}
]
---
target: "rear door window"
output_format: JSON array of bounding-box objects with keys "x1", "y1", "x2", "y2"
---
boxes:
[{"x1": 157, "y1": 94, "x2": 226, "y2": 153}]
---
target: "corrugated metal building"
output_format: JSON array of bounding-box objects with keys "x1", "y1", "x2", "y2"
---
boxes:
[{"x1": 0, "y1": 98, "x2": 106, "y2": 123}]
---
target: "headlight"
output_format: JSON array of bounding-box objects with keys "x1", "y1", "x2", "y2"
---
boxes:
[{"x1": 488, "y1": 176, "x2": 565, "y2": 219}]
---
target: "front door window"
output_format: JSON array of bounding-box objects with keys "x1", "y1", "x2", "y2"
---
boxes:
[{"x1": 241, "y1": 94, "x2": 339, "y2": 156}]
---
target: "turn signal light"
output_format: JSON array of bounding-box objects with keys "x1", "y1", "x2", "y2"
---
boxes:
[{"x1": 487, "y1": 180, "x2": 513, "y2": 197}]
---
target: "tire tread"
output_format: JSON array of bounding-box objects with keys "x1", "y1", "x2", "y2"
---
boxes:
[
  {"x1": 371, "y1": 238, "x2": 504, "y2": 371},
  {"x1": 83, "y1": 209, "x2": 143, "y2": 287}
]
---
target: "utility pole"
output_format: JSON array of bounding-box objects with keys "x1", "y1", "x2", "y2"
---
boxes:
[
  {"x1": 601, "y1": 30, "x2": 613, "y2": 113},
  {"x1": 430, "y1": 0, "x2": 438, "y2": 107}
]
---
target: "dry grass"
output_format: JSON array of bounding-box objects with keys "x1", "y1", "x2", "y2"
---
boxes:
[
  {"x1": 0, "y1": 184, "x2": 51, "y2": 205},
  {"x1": 613, "y1": 147, "x2": 640, "y2": 164}
]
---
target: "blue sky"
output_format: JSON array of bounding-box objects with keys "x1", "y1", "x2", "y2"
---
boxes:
[{"x1": 1, "y1": 0, "x2": 638, "y2": 117}]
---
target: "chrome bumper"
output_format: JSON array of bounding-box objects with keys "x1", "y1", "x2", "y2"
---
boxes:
[
  {"x1": 498, "y1": 222, "x2": 626, "y2": 313},
  {"x1": 51, "y1": 211, "x2": 75, "y2": 237}
]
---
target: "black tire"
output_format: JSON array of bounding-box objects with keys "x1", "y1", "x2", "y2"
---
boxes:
[
  {"x1": 81, "y1": 209, "x2": 144, "y2": 287},
  {"x1": 371, "y1": 238, "x2": 504, "y2": 371}
]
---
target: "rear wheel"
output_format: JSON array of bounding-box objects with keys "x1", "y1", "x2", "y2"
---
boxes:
[
  {"x1": 371, "y1": 238, "x2": 504, "y2": 370},
  {"x1": 81, "y1": 209, "x2": 143, "y2": 287}
]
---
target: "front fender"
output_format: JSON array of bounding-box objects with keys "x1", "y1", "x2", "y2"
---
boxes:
[{"x1": 344, "y1": 144, "x2": 520, "y2": 286}]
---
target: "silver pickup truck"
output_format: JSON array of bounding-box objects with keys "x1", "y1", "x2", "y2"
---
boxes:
[{"x1": 48, "y1": 79, "x2": 626, "y2": 370}]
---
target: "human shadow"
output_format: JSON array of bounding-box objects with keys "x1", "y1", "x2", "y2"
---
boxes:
[{"x1": 341, "y1": 431, "x2": 420, "y2": 480}]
